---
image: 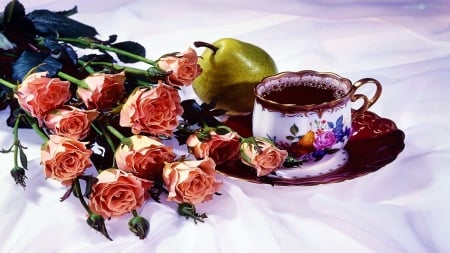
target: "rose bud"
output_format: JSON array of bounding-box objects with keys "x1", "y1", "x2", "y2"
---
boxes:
[
  {"x1": 115, "y1": 135, "x2": 176, "y2": 181},
  {"x1": 157, "y1": 47, "x2": 202, "y2": 87},
  {"x1": 186, "y1": 127, "x2": 241, "y2": 165},
  {"x1": 128, "y1": 215, "x2": 150, "y2": 240},
  {"x1": 89, "y1": 169, "x2": 153, "y2": 218},
  {"x1": 15, "y1": 72, "x2": 71, "y2": 126},
  {"x1": 162, "y1": 158, "x2": 221, "y2": 205},
  {"x1": 10, "y1": 167, "x2": 27, "y2": 188},
  {"x1": 119, "y1": 82, "x2": 183, "y2": 136},
  {"x1": 240, "y1": 137, "x2": 288, "y2": 177},
  {"x1": 87, "y1": 213, "x2": 112, "y2": 241},
  {"x1": 177, "y1": 202, "x2": 207, "y2": 224}
]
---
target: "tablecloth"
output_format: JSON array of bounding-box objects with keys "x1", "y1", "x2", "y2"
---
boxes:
[{"x1": 1, "y1": 0, "x2": 450, "y2": 252}]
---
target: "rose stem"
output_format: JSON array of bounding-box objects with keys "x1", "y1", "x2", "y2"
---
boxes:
[
  {"x1": 24, "y1": 115, "x2": 49, "y2": 142},
  {"x1": 55, "y1": 37, "x2": 157, "y2": 67},
  {"x1": 105, "y1": 124, "x2": 132, "y2": 147},
  {"x1": 80, "y1": 60, "x2": 148, "y2": 76},
  {"x1": 73, "y1": 178, "x2": 114, "y2": 241},
  {"x1": 99, "y1": 124, "x2": 117, "y2": 168},
  {"x1": 0, "y1": 77, "x2": 17, "y2": 89},
  {"x1": 11, "y1": 116, "x2": 25, "y2": 186},
  {"x1": 57, "y1": 71, "x2": 89, "y2": 89},
  {"x1": 193, "y1": 41, "x2": 218, "y2": 54},
  {"x1": 12, "y1": 116, "x2": 21, "y2": 169},
  {"x1": 73, "y1": 178, "x2": 93, "y2": 215},
  {"x1": 77, "y1": 59, "x2": 96, "y2": 74},
  {"x1": 90, "y1": 123, "x2": 116, "y2": 169}
]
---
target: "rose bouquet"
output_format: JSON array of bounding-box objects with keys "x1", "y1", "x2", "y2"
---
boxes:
[{"x1": 0, "y1": 0, "x2": 289, "y2": 240}]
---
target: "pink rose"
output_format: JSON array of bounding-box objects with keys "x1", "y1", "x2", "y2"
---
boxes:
[
  {"x1": 77, "y1": 72, "x2": 126, "y2": 111},
  {"x1": 313, "y1": 130, "x2": 337, "y2": 150},
  {"x1": 41, "y1": 135, "x2": 92, "y2": 185},
  {"x1": 157, "y1": 47, "x2": 202, "y2": 87},
  {"x1": 186, "y1": 129, "x2": 241, "y2": 165},
  {"x1": 15, "y1": 72, "x2": 71, "y2": 126},
  {"x1": 43, "y1": 106, "x2": 99, "y2": 140},
  {"x1": 89, "y1": 168, "x2": 153, "y2": 218},
  {"x1": 240, "y1": 137, "x2": 288, "y2": 176},
  {"x1": 115, "y1": 135, "x2": 176, "y2": 180},
  {"x1": 162, "y1": 158, "x2": 221, "y2": 205},
  {"x1": 119, "y1": 82, "x2": 183, "y2": 136}
]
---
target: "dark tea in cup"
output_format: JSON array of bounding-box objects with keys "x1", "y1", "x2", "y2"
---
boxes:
[{"x1": 261, "y1": 82, "x2": 346, "y2": 106}]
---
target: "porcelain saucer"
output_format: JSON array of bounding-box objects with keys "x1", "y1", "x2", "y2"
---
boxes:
[{"x1": 219, "y1": 111, "x2": 405, "y2": 186}]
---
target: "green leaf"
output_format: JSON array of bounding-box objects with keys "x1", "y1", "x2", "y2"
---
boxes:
[
  {"x1": 2, "y1": 0, "x2": 26, "y2": 25},
  {"x1": 286, "y1": 136, "x2": 296, "y2": 141},
  {"x1": 12, "y1": 51, "x2": 46, "y2": 81},
  {"x1": 26, "y1": 9, "x2": 98, "y2": 38},
  {"x1": 42, "y1": 38, "x2": 78, "y2": 65},
  {"x1": 0, "y1": 143, "x2": 14, "y2": 153},
  {"x1": 53, "y1": 5, "x2": 78, "y2": 17},
  {"x1": 0, "y1": 32, "x2": 15, "y2": 50},
  {"x1": 283, "y1": 156, "x2": 303, "y2": 168},
  {"x1": 12, "y1": 51, "x2": 63, "y2": 82},
  {"x1": 19, "y1": 145, "x2": 28, "y2": 170},
  {"x1": 112, "y1": 41, "x2": 146, "y2": 63},
  {"x1": 215, "y1": 125, "x2": 232, "y2": 135},
  {"x1": 0, "y1": 82, "x2": 12, "y2": 111},
  {"x1": 290, "y1": 124, "x2": 299, "y2": 135},
  {"x1": 82, "y1": 175, "x2": 98, "y2": 197}
]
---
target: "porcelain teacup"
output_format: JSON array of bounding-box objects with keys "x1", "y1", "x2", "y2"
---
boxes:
[{"x1": 252, "y1": 70, "x2": 382, "y2": 177}]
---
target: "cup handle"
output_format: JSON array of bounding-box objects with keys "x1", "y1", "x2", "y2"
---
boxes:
[{"x1": 351, "y1": 78, "x2": 382, "y2": 120}]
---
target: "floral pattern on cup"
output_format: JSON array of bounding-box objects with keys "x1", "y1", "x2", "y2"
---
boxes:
[{"x1": 272, "y1": 115, "x2": 351, "y2": 162}]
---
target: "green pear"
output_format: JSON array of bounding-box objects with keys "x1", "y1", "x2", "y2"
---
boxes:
[{"x1": 192, "y1": 38, "x2": 277, "y2": 115}]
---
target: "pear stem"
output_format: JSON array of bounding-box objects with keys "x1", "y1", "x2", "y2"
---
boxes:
[{"x1": 193, "y1": 41, "x2": 218, "y2": 54}]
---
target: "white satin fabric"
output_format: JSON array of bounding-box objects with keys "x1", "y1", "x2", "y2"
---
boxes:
[{"x1": 1, "y1": 0, "x2": 450, "y2": 252}]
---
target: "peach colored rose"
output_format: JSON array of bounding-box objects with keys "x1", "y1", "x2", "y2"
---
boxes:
[
  {"x1": 77, "y1": 72, "x2": 125, "y2": 111},
  {"x1": 43, "y1": 106, "x2": 99, "y2": 140},
  {"x1": 115, "y1": 135, "x2": 176, "y2": 181},
  {"x1": 240, "y1": 137, "x2": 288, "y2": 176},
  {"x1": 162, "y1": 158, "x2": 221, "y2": 205},
  {"x1": 157, "y1": 47, "x2": 202, "y2": 87},
  {"x1": 119, "y1": 82, "x2": 183, "y2": 136},
  {"x1": 186, "y1": 129, "x2": 241, "y2": 165},
  {"x1": 41, "y1": 135, "x2": 92, "y2": 185},
  {"x1": 89, "y1": 168, "x2": 153, "y2": 218},
  {"x1": 15, "y1": 72, "x2": 71, "y2": 126}
]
